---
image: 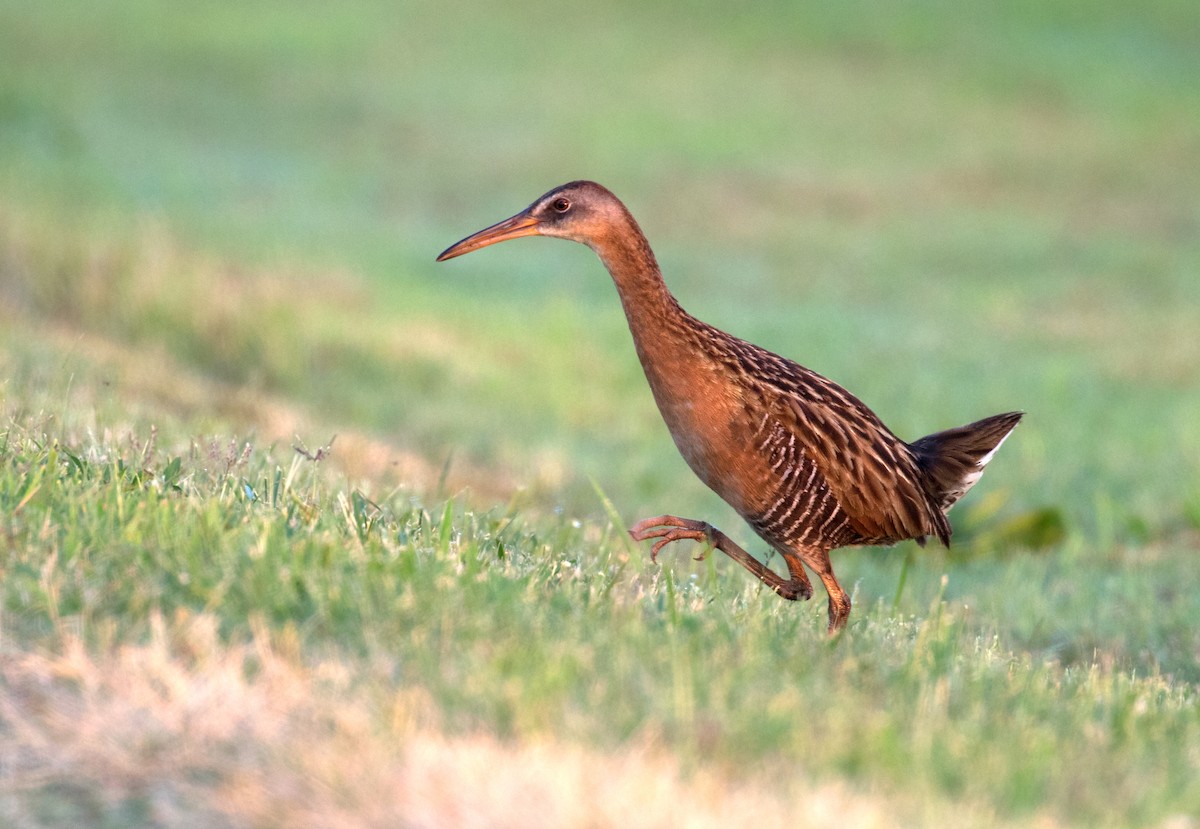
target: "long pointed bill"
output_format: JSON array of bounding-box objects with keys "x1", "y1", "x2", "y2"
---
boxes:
[{"x1": 436, "y1": 212, "x2": 542, "y2": 261}]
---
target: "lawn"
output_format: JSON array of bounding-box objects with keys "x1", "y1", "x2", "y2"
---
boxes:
[{"x1": 1, "y1": 1, "x2": 1199, "y2": 826}]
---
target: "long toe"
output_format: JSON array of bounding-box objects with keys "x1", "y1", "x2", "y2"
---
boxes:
[{"x1": 629, "y1": 516, "x2": 716, "y2": 561}]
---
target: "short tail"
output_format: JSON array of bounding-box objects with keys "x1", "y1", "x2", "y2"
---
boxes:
[{"x1": 909, "y1": 412, "x2": 1023, "y2": 513}]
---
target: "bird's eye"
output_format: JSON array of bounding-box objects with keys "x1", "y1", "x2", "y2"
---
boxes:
[{"x1": 551, "y1": 197, "x2": 571, "y2": 213}]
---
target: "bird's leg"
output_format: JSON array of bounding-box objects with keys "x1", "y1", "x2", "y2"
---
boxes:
[
  {"x1": 629, "y1": 515, "x2": 715, "y2": 562},
  {"x1": 629, "y1": 515, "x2": 813, "y2": 601},
  {"x1": 799, "y1": 548, "x2": 852, "y2": 634}
]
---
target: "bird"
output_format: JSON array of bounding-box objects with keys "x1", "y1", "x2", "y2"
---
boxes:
[{"x1": 437, "y1": 181, "x2": 1021, "y2": 632}]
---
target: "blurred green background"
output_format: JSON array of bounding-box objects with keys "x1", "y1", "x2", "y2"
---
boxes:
[
  {"x1": 5, "y1": 0, "x2": 1197, "y2": 530},
  {"x1": 4, "y1": 0, "x2": 1200, "y2": 606},
  {"x1": 3, "y1": 2, "x2": 1200, "y2": 824}
]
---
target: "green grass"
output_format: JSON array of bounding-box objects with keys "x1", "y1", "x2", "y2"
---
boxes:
[
  {"x1": 2, "y1": 1, "x2": 1200, "y2": 826},
  {"x1": 1, "y1": 413, "x2": 1198, "y2": 826}
]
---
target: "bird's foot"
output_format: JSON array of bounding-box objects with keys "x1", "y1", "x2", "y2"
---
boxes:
[
  {"x1": 631, "y1": 515, "x2": 819, "y2": 606},
  {"x1": 629, "y1": 515, "x2": 716, "y2": 562}
]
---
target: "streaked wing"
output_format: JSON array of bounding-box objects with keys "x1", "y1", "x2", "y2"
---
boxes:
[
  {"x1": 777, "y1": 389, "x2": 948, "y2": 545},
  {"x1": 713, "y1": 330, "x2": 950, "y2": 546}
]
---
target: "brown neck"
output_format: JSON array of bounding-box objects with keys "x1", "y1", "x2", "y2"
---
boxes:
[
  {"x1": 587, "y1": 212, "x2": 690, "y2": 359},
  {"x1": 586, "y1": 210, "x2": 735, "y2": 491}
]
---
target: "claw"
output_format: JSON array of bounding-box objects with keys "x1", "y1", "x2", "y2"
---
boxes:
[
  {"x1": 630, "y1": 519, "x2": 719, "y2": 568},
  {"x1": 650, "y1": 538, "x2": 671, "y2": 561},
  {"x1": 644, "y1": 530, "x2": 700, "y2": 562}
]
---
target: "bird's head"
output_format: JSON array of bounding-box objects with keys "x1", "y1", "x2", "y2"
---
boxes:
[{"x1": 436, "y1": 181, "x2": 627, "y2": 261}]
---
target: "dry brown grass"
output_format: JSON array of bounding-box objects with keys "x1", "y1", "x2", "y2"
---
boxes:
[{"x1": 0, "y1": 612, "x2": 902, "y2": 829}]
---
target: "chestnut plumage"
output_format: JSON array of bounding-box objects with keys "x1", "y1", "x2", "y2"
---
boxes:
[{"x1": 438, "y1": 181, "x2": 1021, "y2": 632}]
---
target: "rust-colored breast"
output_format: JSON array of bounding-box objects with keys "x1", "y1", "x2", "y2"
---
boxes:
[
  {"x1": 631, "y1": 306, "x2": 948, "y2": 552},
  {"x1": 688, "y1": 322, "x2": 947, "y2": 549}
]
